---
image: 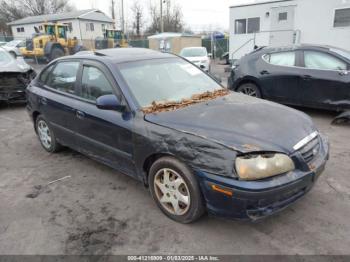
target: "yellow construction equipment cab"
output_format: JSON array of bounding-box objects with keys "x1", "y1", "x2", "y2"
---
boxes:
[
  {"x1": 95, "y1": 29, "x2": 128, "y2": 50},
  {"x1": 20, "y1": 23, "x2": 84, "y2": 61}
]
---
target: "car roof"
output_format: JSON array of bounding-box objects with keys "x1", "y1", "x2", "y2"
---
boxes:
[
  {"x1": 257, "y1": 44, "x2": 339, "y2": 54},
  {"x1": 70, "y1": 48, "x2": 176, "y2": 64}
]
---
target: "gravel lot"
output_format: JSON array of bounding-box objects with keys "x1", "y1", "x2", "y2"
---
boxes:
[{"x1": 0, "y1": 60, "x2": 349, "y2": 255}]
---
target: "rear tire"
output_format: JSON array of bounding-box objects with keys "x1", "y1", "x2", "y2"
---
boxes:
[
  {"x1": 149, "y1": 157, "x2": 205, "y2": 223},
  {"x1": 237, "y1": 83, "x2": 261, "y2": 98},
  {"x1": 49, "y1": 47, "x2": 64, "y2": 61},
  {"x1": 35, "y1": 115, "x2": 62, "y2": 153}
]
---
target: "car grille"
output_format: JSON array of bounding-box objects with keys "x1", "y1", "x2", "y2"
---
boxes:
[
  {"x1": 298, "y1": 136, "x2": 320, "y2": 163},
  {"x1": 26, "y1": 39, "x2": 33, "y2": 51}
]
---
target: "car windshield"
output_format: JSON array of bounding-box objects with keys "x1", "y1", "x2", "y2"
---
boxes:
[
  {"x1": 118, "y1": 58, "x2": 223, "y2": 108},
  {"x1": 330, "y1": 47, "x2": 350, "y2": 61},
  {"x1": 0, "y1": 49, "x2": 14, "y2": 64},
  {"x1": 180, "y1": 48, "x2": 207, "y2": 57},
  {"x1": 4, "y1": 40, "x2": 21, "y2": 47}
]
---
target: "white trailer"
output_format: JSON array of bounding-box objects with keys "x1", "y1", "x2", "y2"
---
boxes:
[{"x1": 229, "y1": 0, "x2": 350, "y2": 60}]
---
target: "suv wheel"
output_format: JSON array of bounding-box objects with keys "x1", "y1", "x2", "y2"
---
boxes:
[
  {"x1": 36, "y1": 115, "x2": 61, "y2": 153},
  {"x1": 50, "y1": 47, "x2": 64, "y2": 61},
  {"x1": 237, "y1": 83, "x2": 261, "y2": 98},
  {"x1": 149, "y1": 157, "x2": 205, "y2": 223}
]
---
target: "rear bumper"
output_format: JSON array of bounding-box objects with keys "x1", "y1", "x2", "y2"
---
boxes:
[{"x1": 196, "y1": 137, "x2": 329, "y2": 220}]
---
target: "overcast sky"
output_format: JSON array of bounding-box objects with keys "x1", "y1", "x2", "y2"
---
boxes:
[{"x1": 69, "y1": 0, "x2": 257, "y2": 32}]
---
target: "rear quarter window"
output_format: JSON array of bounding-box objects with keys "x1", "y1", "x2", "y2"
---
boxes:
[
  {"x1": 39, "y1": 64, "x2": 55, "y2": 83},
  {"x1": 263, "y1": 51, "x2": 296, "y2": 67},
  {"x1": 46, "y1": 61, "x2": 80, "y2": 95}
]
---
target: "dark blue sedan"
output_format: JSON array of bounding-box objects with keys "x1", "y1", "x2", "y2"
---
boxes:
[{"x1": 26, "y1": 48, "x2": 329, "y2": 223}]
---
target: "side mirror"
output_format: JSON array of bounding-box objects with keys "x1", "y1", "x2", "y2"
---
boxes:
[
  {"x1": 96, "y1": 94, "x2": 126, "y2": 111},
  {"x1": 208, "y1": 53, "x2": 212, "y2": 58}
]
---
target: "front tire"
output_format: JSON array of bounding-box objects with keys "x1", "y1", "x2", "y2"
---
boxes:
[
  {"x1": 49, "y1": 47, "x2": 64, "y2": 61},
  {"x1": 237, "y1": 83, "x2": 261, "y2": 98},
  {"x1": 149, "y1": 157, "x2": 205, "y2": 223},
  {"x1": 35, "y1": 115, "x2": 61, "y2": 153}
]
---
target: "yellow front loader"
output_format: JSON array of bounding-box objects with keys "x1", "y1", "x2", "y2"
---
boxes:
[
  {"x1": 95, "y1": 29, "x2": 128, "y2": 50},
  {"x1": 20, "y1": 23, "x2": 85, "y2": 61}
]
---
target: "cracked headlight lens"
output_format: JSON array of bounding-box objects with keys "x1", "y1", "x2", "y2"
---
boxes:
[{"x1": 235, "y1": 153, "x2": 295, "y2": 180}]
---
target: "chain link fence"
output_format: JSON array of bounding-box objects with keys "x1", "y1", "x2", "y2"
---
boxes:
[{"x1": 202, "y1": 38, "x2": 229, "y2": 60}]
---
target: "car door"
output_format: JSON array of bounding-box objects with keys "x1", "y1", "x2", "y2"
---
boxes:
[
  {"x1": 73, "y1": 60, "x2": 136, "y2": 176},
  {"x1": 260, "y1": 50, "x2": 302, "y2": 104},
  {"x1": 300, "y1": 50, "x2": 350, "y2": 110},
  {"x1": 38, "y1": 60, "x2": 80, "y2": 148}
]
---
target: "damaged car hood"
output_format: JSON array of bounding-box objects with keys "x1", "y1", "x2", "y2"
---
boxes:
[
  {"x1": 0, "y1": 57, "x2": 31, "y2": 73},
  {"x1": 144, "y1": 93, "x2": 316, "y2": 154}
]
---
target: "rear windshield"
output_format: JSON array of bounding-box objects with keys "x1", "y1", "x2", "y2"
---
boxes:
[{"x1": 180, "y1": 48, "x2": 207, "y2": 57}]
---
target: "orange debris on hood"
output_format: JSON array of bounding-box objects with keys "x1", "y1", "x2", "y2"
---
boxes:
[{"x1": 142, "y1": 89, "x2": 230, "y2": 114}]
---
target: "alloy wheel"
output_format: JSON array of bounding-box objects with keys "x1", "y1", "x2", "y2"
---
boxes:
[
  {"x1": 37, "y1": 120, "x2": 52, "y2": 150},
  {"x1": 153, "y1": 168, "x2": 190, "y2": 216},
  {"x1": 239, "y1": 86, "x2": 258, "y2": 97}
]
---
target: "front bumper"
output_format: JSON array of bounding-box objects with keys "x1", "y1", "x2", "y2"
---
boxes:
[
  {"x1": 0, "y1": 90, "x2": 26, "y2": 102},
  {"x1": 196, "y1": 135, "x2": 329, "y2": 220}
]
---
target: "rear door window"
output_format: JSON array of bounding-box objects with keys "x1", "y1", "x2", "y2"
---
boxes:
[
  {"x1": 39, "y1": 64, "x2": 55, "y2": 83},
  {"x1": 264, "y1": 51, "x2": 296, "y2": 67},
  {"x1": 80, "y1": 65, "x2": 114, "y2": 101},
  {"x1": 46, "y1": 61, "x2": 80, "y2": 94},
  {"x1": 304, "y1": 51, "x2": 347, "y2": 70}
]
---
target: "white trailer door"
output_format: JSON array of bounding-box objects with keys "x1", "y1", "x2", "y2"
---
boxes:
[{"x1": 269, "y1": 5, "x2": 296, "y2": 46}]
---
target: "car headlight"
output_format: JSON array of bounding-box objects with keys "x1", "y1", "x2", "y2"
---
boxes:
[{"x1": 235, "y1": 153, "x2": 295, "y2": 180}]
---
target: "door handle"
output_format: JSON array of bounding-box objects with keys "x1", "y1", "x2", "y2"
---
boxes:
[
  {"x1": 260, "y1": 70, "x2": 270, "y2": 75},
  {"x1": 40, "y1": 97, "x2": 47, "y2": 105},
  {"x1": 302, "y1": 75, "x2": 312, "y2": 80},
  {"x1": 339, "y1": 70, "x2": 349, "y2": 76},
  {"x1": 76, "y1": 110, "x2": 85, "y2": 119}
]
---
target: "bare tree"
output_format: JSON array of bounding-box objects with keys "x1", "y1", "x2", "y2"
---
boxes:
[
  {"x1": 146, "y1": 0, "x2": 185, "y2": 34},
  {"x1": 131, "y1": 1, "x2": 143, "y2": 36},
  {"x1": 0, "y1": 0, "x2": 74, "y2": 33}
]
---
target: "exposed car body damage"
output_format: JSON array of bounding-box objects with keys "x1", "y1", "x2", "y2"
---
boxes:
[
  {"x1": 0, "y1": 50, "x2": 36, "y2": 103},
  {"x1": 144, "y1": 93, "x2": 316, "y2": 155}
]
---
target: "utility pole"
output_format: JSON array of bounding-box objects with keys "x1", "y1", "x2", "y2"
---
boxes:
[
  {"x1": 160, "y1": 0, "x2": 164, "y2": 33},
  {"x1": 121, "y1": 0, "x2": 125, "y2": 32},
  {"x1": 111, "y1": 0, "x2": 116, "y2": 29}
]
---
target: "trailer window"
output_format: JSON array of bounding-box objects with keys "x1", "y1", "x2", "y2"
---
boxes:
[
  {"x1": 334, "y1": 8, "x2": 350, "y2": 27},
  {"x1": 235, "y1": 19, "x2": 246, "y2": 34},
  {"x1": 235, "y1": 17, "x2": 260, "y2": 34},
  {"x1": 278, "y1": 12, "x2": 288, "y2": 21},
  {"x1": 247, "y1": 18, "x2": 260, "y2": 33}
]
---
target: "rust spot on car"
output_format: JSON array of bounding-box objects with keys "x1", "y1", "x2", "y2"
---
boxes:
[
  {"x1": 308, "y1": 163, "x2": 316, "y2": 171},
  {"x1": 142, "y1": 89, "x2": 229, "y2": 114}
]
